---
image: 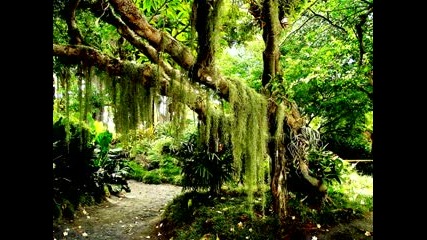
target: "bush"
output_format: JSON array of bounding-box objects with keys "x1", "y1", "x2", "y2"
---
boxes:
[
  {"x1": 53, "y1": 117, "x2": 99, "y2": 220},
  {"x1": 173, "y1": 133, "x2": 234, "y2": 195}
]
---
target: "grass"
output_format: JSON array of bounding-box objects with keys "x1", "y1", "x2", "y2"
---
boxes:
[{"x1": 158, "y1": 162, "x2": 373, "y2": 239}]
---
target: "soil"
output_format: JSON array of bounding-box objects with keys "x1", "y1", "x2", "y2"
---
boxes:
[{"x1": 52, "y1": 180, "x2": 373, "y2": 240}]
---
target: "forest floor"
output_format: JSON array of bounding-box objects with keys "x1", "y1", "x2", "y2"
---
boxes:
[{"x1": 52, "y1": 180, "x2": 373, "y2": 240}]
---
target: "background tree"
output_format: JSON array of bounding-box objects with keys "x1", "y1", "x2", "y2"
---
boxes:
[{"x1": 278, "y1": 0, "x2": 373, "y2": 158}]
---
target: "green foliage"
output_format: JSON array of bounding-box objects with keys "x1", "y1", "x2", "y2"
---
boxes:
[
  {"x1": 306, "y1": 147, "x2": 344, "y2": 185},
  {"x1": 53, "y1": 117, "x2": 100, "y2": 220},
  {"x1": 137, "y1": 0, "x2": 195, "y2": 48},
  {"x1": 127, "y1": 161, "x2": 147, "y2": 181},
  {"x1": 160, "y1": 166, "x2": 371, "y2": 238},
  {"x1": 94, "y1": 131, "x2": 113, "y2": 166},
  {"x1": 124, "y1": 122, "x2": 192, "y2": 185},
  {"x1": 173, "y1": 133, "x2": 234, "y2": 194},
  {"x1": 327, "y1": 163, "x2": 373, "y2": 213},
  {"x1": 216, "y1": 40, "x2": 264, "y2": 91},
  {"x1": 278, "y1": 0, "x2": 373, "y2": 159},
  {"x1": 142, "y1": 170, "x2": 163, "y2": 184},
  {"x1": 221, "y1": 1, "x2": 259, "y2": 47},
  {"x1": 161, "y1": 191, "x2": 279, "y2": 240},
  {"x1": 286, "y1": 162, "x2": 372, "y2": 225},
  {"x1": 288, "y1": 126, "x2": 344, "y2": 185},
  {"x1": 53, "y1": 117, "x2": 132, "y2": 220},
  {"x1": 92, "y1": 129, "x2": 131, "y2": 195}
]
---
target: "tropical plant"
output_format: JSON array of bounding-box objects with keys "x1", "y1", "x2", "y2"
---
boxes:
[
  {"x1": 173, "y1": 133, "x2": 234, "y2": 195},
  {"x1": 93, "y1": 130, "x2": 131, "y2": 195},
  {"x1": 53, "y1": 117, "x2": 99, "y2": 219}
]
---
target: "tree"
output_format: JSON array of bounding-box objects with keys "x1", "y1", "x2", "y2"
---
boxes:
[
  {"x1": 53, "y1": 0, "x2": 372, "y2": 227},
  {"x1": 278, "y1": 0, "x2": 373, "y2": 158}
]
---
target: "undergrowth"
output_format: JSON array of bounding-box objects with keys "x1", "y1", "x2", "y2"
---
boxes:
[{"x1": 158, "y1": 161, "x2": 372, "y2": 239}]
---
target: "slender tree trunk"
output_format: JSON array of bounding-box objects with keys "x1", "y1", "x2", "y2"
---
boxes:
[
  {"x1": 267, "y1": 101, "x2": 288, "y2": 222},
  {"x1": 261, "y1": 0, "x2": 288, "y2": 223}
]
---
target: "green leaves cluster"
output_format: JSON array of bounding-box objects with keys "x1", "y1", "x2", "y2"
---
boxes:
[
  {"x1": 173, "y1": 132, "x2": 234, "y2": 195},
  {"x1": 278, "y1": 0, "x2": 373, "y2": 158},
  {"x1": 306, "y1": 147, "x2": 344, "y2": 184}
]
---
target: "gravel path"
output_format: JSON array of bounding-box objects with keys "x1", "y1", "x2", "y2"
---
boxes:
[{"x1": 53, "y1": 180, "x2": 182, "y2": 240}]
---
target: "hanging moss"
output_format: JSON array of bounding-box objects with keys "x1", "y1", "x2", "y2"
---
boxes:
[
  {"x1": 169, "y1": 75, "x2": 186, "y2": 138},
  {"x1": 83, "y1": 66, "x2": 93, "y2": 123},
  {"x1": 197, "y1": 76, "x2": 269, "y2": 211},
  {"x1": 61, "y1": 67, "x2": 72, "y2": 147},
  {"x1": 103, "y1": 62, "x2": 157, "y2": 145}
]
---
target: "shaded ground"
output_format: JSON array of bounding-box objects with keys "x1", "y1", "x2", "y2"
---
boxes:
[
  {"x1": 53, "y1": 180, "x2": 182, "y2": 240},
  {"x1": 306, "y1": 211, "x2": 373, "y2": 240},
  {"x1": 53, "y1": 180, "x2": 372, "y2": 240}
]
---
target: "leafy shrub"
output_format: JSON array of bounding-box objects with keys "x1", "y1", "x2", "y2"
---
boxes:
[
  {"x1": 93, "y1": 130, "x2": 131, "y2": 195},
  {"x1": 160, "y1": 191, "x2": 280, "y2": 240},
  {"x1": 127, "y1": 161, "x2": 147, "y2": 181},
  {"x1": 142, "y1": 170, "x2": 162, "y2": 184},
  {"x1": 173, "y1": 133, "x2": 234, "y2": 195},
  {"x1": 53, "y1": 117, "x2": 99, "y2": 219},
  {"x1": 306, "y1": 147, "x2": 344, "y2": 185},
  {"x1": 53, "y1": 119, "x2": 131, "y2": 220}
]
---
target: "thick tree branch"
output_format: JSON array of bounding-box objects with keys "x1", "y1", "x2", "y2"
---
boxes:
[
  {"x1": 79, "y1": 0, "x2": 231, "y2": 100},
  {"x1": 65, "y1": 0, "x2": 85, "y2": 45},
  {"x1": 299, "y1": 159, "x2": 327, "y2": 192},
  {"x1": 53, "y1": 43, "x2": 208, "y2": 121},
  {"x1": 108, "y1": 0, "x2": 195, "y2": 70}
]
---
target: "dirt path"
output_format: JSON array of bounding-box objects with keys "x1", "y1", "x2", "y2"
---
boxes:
[{"x1": 53, "y1": 180, "x2": 182, "y2": 240}]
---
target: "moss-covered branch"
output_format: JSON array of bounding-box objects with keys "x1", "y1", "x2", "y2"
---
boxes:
[
  {"x1": 53, "y1": 43, "x2": 208, "y2": 121},
  {"x1": 108, "y1": 0, "x2": 195, "y2": 70}
]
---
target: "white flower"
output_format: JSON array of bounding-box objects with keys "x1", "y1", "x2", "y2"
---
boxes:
[
  {"x1": 311, "y1": 236, "x2": 317, "y2": 240},
  {"x1": 316, "y1": 224, "x2": 321, "y2": 228},
  {"x1": 63, "y1": 232, "x2": 68, "y2": 236},
  {"x1": 82, "y1": 232, "x2": 88, "y2": 237},
  {"x1": 237, "y1": 221, "x2": 243, "y2": 228}
]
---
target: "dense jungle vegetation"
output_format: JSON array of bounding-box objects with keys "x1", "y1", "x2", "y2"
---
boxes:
[{"x1": 53, "y1": 0, "x2": 373, "y2": 239}]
